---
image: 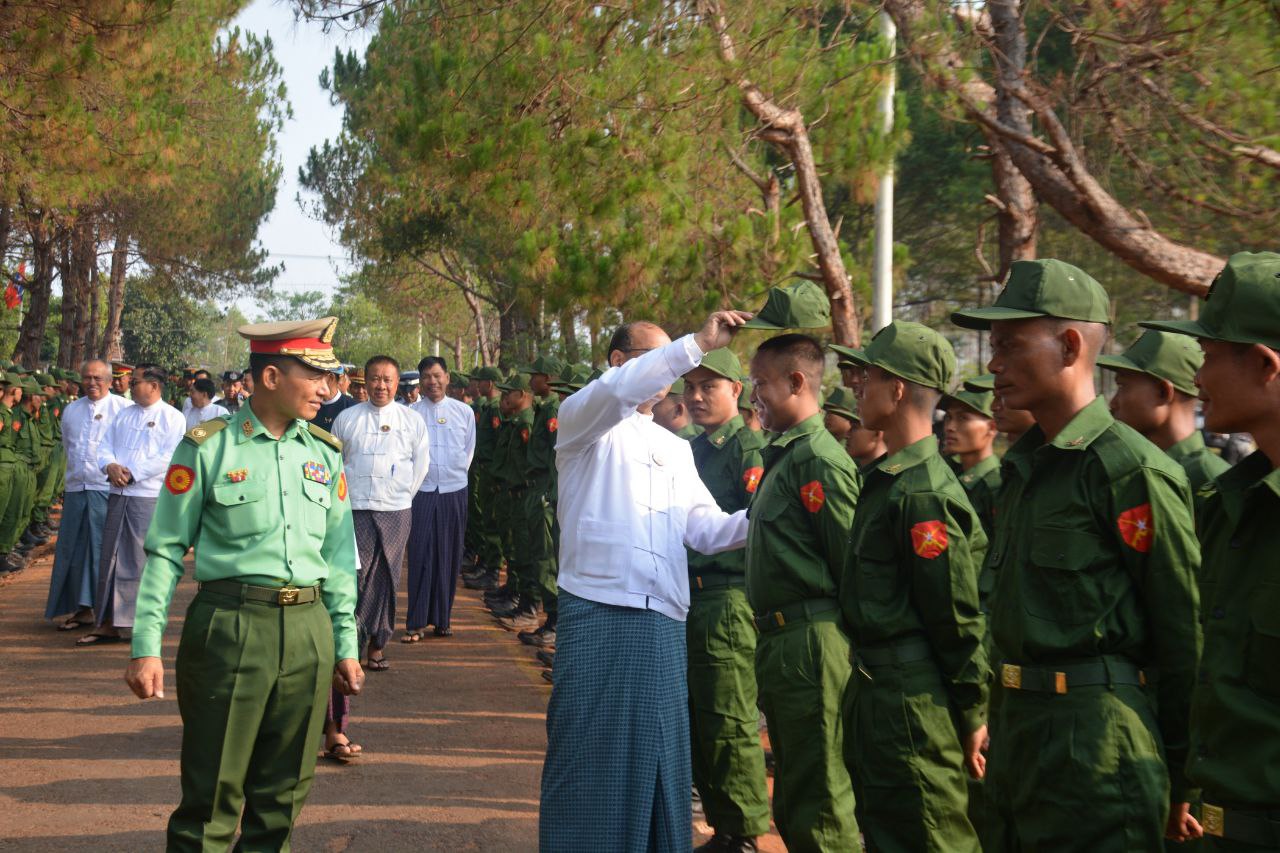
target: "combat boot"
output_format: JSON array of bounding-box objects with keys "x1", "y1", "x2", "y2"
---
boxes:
[
  {"x1": 694, "y1": 835, "x2": 758, "y2": 853},
  {"x1": 535, "y1": 649, "x2": 555, "y2": 668}
]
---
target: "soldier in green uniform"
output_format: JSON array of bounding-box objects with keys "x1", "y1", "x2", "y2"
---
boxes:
[
  {"x1": 518, "y1": 356, "x2": 565, "y2": 646},
  {"x1": 952, "y1": 259, "x2": 1202, "y2": 850},
  {"x1": 940, "y1": 385, "x2": 1000, "y2": 538},
  {"x1": 5, "y1": 377, "x2": 44, "y2": 562},
  {"x1": 126, "y1": 316, "x2": 361, "y2": 852},
  {"x1": 1141, "y1": 251, "x2": 1280, "y2": 849},
  {"x1": 745, "y1": 333, "x2": 861, "y2": 852},
  {"x1": 464, "y1": 366, "x2": 505, "y2": 590},
  {"x1": 1101, "y1": 329, "x2": 1229, "y2": 512},
  {"x1": 491, "y1": 372, "x2": 539, "y2": 629},
  {"x1": 0, "y1": 371, "x2": 24, "y2": 572},
  {"x1": 964, "y1": 373, "x2": 1036, "y2": 445},
  {"x1": 737, "y1": 380, "x2": 761, "y2": 432},
  {"x1": 653, "y1": 378, "x2": 700, "y2": 439},
  {"x1": 680, "y1": 348, "x2": 770, "y2": 853},
  {"x1": 832, "y1": 323, "x2": 989, "y2": 852},
  {"x1": 821, "y1": 386, "x2": 857, "y2": 447},
  {"x1": 28, "y1": 372, "x2": 65, "y2": 538},
  {"x1": 830, "y1": 352, "x2": 889, "y2": 468}
]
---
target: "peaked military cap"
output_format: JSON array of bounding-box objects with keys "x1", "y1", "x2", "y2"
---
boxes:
[
  {"x1": 1140, "y1": 251, "x2": 1280, "y2": 350},
  {"x1": 550, "y1": 363, "x2": 592, "y2": 393},
  {"x1": 0, "y1": 371, "x2": 14, "y2": 386},
  {"x1": 20, "y1": 376, "x2": 41, "y2": 394},
  {"x1": 830, "y1": 321, "x2": 956, "y2": 393},
  {"x1": 952, "y1": 259, "x2": 1111, "y2": 330},
  {"x1": 472, "y1": 366, "x2": 503, "y2": 382},
  {"x1": 348, "y1": 367, "x2": 366, "y2": 385},
  {"x1": 669, "y1": 378, "x2": 686, "y2": 396},
  {"x1": 35, "y1": 372, "x2": 57, "y2": 387},
  {"x1": 741, "y1": 280, "x2": 832, "y2": 330},
  {"x1": 963, "y1": 373, "x2": 995, "y2": 393},
  {"x1": 822, "y1": 386, "x2": 858, "y2": 420},
  {"x1": 497, "y1": 371, "x2": 532, "y2": 392},
  {"x1": 64, "y1": 369, "x2": 82, "y2": 382},
  {"x1": 220, "y1": 370, "x2": 243, "y2": 382},
  {"x1": 522, "y1": 355, "x2": 565, "y2": 376},
  {"x1": 449, "y1": 371, "x2": 470, "y2": 388},
  {"x1": 691, "y1": 348, "x2": 743, "y2": 382},
  {"x1": 941, "y1": 388, "x2": 995, "y2": 419},
  {"x1": 238, "y1": 316, "x2": 342, "y2": 373},
  {"x1": 1098, "y1": 329, "x2": 1202, "y2": 397}
]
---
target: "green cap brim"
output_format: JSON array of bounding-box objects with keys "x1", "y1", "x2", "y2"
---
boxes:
[
  {"x1": 950, "y1": 306, "x2": 1047, "y2": 330},
  {"x1": 940, "y1": 392, "x2": 994, "y2": 419},
  {"x1": 828, "y1": 344, "x2": 866, "y2": 365},
  {"x1": 740, "y1": 317, "x2": 787, "y2": 330},
  {"x1": 1096, "y1": 354, "x2": 1144, "y2": 374},
  {"x1": 823, "y1": 405, "x2": 856, "y2": 420},
  {"x1": 1137, "y1": 319, "x2": 1216, "y2": 341}
]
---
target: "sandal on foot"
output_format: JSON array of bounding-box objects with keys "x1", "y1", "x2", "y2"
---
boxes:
[
  {"x1": 366, "y1": 657, "x2": 389, "y2": 671},
  {"x1": 58, "y1": 618, "x2": 92, "y2": 631},
  {"x1": 322, "y1": 742, "x2": 361, "y2": 763},
  {"x1": 400, "y1": 631, "x2": 425, "y2": 644},
  {"x1": 76, "y1": 633, "x2": 125, "y2": 646}
]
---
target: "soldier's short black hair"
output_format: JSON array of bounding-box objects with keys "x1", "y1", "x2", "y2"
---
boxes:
[
  {"x1": 133, "y1": 363, "x2": 168, "y2": 386},
  {"x1": 418, "y1": 356, "x2": 448, "y2": 374},
  {"x1": 192, "y1": 377, "x2": 217, "y2": 397},
  {"x1": 249, "y1": 353, "x2": 302, "y2": 382},
  {"x1": 752, "y1": 334, "x2": 825, "y2": 390},
  {"x1": 364, "y1": 355, "x2": 400, "y2": 377}
]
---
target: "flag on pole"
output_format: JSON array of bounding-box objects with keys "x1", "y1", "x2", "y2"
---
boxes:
[{"x1": 3, "y1": 264, "x2": 25, "y2": 310}]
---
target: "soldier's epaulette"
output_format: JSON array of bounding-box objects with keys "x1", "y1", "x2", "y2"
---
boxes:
[
  {"x1": 307, "y1": 422, "x2": 343, "y2": 452},
  {"x1": 183, "y1": 417, "x2": 230, "y2": 445}
]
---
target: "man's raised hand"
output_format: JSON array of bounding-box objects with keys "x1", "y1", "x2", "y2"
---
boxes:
[{"x1": 695, "y1": 310, "x2": 754, "y2": 354}]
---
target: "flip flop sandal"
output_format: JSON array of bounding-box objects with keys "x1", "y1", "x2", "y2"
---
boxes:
[
  {"x1": 400, "y1": 632, "x2": 425, "y2": 644},
  {"x1": 58, "y1": 619, "x2": 92, "y2": 631},
  {"x1": 366, "y1": 657, "x2": 390, "y2": 672},
  {"x1": 76, "y1": 633, "x2": 125, "y2": 646},
  {"x1": 322, "y1": 743, "x2": 359, "y2": 763}
]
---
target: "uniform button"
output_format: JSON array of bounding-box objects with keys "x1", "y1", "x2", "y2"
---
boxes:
[
  {"x1": 238, "y1": 496, "x2": 245, "y2": 502},
  {"x1": 288, "y1": 559, "x2": 294, "y2": 566},
  {"x1": 1212, "y1": 606, "x2": 1225, "y2": 619},
  {"x1": 286, "y1": 524, "x2": 292, "y2": 530},
  {"x1": 282, "y1": 490, "x2": 289, "y2": 496}
]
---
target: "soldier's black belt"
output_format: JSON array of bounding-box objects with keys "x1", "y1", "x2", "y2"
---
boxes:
[
  {"x1": 692, "y1": 572, "x2": 745, "y2": 592},
  {"x1": 199, "y1": 579, "x2": 320, "y2": 607},
  {"x1": 999, "y1": 657, "x2": 1145, "y2": 695},
  {"x1": 754, "y1": 598, "x2": 840, "y2": 633},
  {"x1": 855, "y1": 635, "x2": 933, "y2": 668},
  {"x1": 1201, "y1": 803, "x2": 1280, "y2": 846}
]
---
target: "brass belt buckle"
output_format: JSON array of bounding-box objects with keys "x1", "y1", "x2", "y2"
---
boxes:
[
  {"x1": 277, "y1": 586, "x2": 300, "y2": 605},
  {"x1": 1201, "y1": 803, "x2": 1224, "y2": 838},
  {"x1": 773, "y1": 611, "x2": 786, "y2": 628},
  {"x1": 1053, "y1": 671, "x2": 1068, "y2": 694},
  {"x1": 1001, "y1": 663, "x2": 1022, "y2": 690}
]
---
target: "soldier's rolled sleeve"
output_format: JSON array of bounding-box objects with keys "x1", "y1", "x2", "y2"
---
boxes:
[
  {"x1": 321, "y1": 458, "x2": 359, "y2": 662},
  {"x1": 131, "y1": 441, "x2": 205, "y2": 659},
  {"x1": 1119, "y1": 466, "x2": 1201, "y2": 800},
  {"x1": 903, "y1": 491, "x2": 990, "y2": 735}
]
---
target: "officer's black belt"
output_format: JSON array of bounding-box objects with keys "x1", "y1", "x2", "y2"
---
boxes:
[
  {"x1": 753, "y1": 598, "x2": 839, "y2": 633},
  {"x1": 692, "y1": 572, "x2": 745, "y2": 592},
  {"x1": 999, "y1": 656, "x2": 1145, "y2": 695},
  {"x1": 855, "y1": 635, "x2": 933, "y2": 668},
  {"x1": 199, "y1": 579, "x2": 320, "y2": 606},
  {"x1": 1201, "y1": 803, "x2": 1280, "y2": 846}
]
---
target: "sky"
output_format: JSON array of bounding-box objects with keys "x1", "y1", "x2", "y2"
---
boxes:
[{"x1": 230, "y1": 0, "x2": 373, "y2": 317}]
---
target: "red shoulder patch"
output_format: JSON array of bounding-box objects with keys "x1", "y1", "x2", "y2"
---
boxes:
[
  {"x1": 337, "y1": 471, "x2": 348, "y2": 502},
  {"x1": 800, "y1": 480, "x2": 825, "y2": 513},
  {"x1": 911, "y1": 520, "x2": 949, "y2": 560},
  {"x1": 1117, "y1": 503, "x2": 1153, "y2": 553},
  {"x1": 491, "y1": 416, "x2": 500, "y2": 430},
  {"x1": 548, "y1": 417, "x2": 558, "y2": 434},
  {"x1": 520, "y1": 427, "x2": 530, "y2": 444},
  {"x1": 12, "y1": 420, "x2": 19, "y2": 431},
  {"x1": 165, "y1": 464, "x2": 195, "y2": 495},
  {"x1": 743, "y1": 466, "x2": 764, "y2": 494}
]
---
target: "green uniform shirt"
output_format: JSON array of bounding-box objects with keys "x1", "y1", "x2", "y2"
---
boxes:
[
  {"x1": 473, "y1": 396, "x2": 502, "y2": 463},
  {"x1": 47, "y1": 394, "x2": 65, "y2": 442},
  {"x1": 12, "y1": 407, "x2": 38, "y2": 464},
  {"x1": 0, "y1": 403, "x2": 15, "y2": 463},
  {"x1": 841, "y1": 435, "x2": 990, "y2": 734},
  {"x1": 491, "y1": 407, "x2": 534, "y2": 487},
  {"x1": 131, "y1": 405, "x2": 359, "y2": 662},
  {"x1": 745, "y1": 413, "x2": 860, "y2": 614},
  {"x1": 957, "y1": 453, "x2": 1002, "y2": 540},
  {"x1": 689, "y1": 415, "x2": 765, "y2": 578},
  {"x1": 676, "y1": 422, "x2": 701, "y2": 441},
  {"x1": 987, "y1": 397, "x2": 1201, "y2": 796},
  {"x1": 525, "y1": 395, "x2": 560, "y2": 496},
  {"x1": 1188, "y1": 450, "x2": 1280, "y2": 806},
  {"x1": 1165, "y1": 431, "x2": 1229, "y2": 516}
]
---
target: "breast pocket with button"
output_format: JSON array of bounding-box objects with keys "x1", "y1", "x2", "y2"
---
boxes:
[
  {"x1": 1024, "y1": 526, "x2": 1105, "y2": 625},
  {"x1": 300, "y1": 478, "x2": 332, "y2": 540},
  {"x1": 210, "y1": 480, "x2": 270, "y2": 538}
]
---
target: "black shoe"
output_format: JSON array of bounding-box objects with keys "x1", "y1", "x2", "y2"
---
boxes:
[
  {"x1": 20, "y1": 529, "x2": 47, "y2": 547},
  {"x1": 530, "y1": 627, "x2": 556, "y2": 648},
  {"x1": 535, "y1": 649, "x2": 555, "y2": 668},
  {"x1": 541, "y1": 669, "x2": 553, "y2": 683},
  {"x1": 473, "y1": 572, "x2": 501, "y2": 591},
  {"x1": 483, "y1": 587, "x2": 513, "y2": 603},
  {"x1": 491, "y1": 598, "x2": 528, "y2": 619},
  {"x1": 518, "y1": 627, "x2": 543, "y2": 645},
  {"x1": 35, "y1": 522, "x2": 54, "y2": 537},
  {"x1": 3, "y1": 552, "x2": 26, "y2": 572},
  {"x1": 694, "y1": 834, "x2": 758, "y2": 853},
  {"x1": 433, "y1": 626, "x2": 453, "y2": 637}
]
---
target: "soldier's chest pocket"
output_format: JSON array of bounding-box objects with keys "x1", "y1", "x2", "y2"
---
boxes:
[
  {"x1": 1023, "y1": 527, "x2": 1105, "y2": 625},
  {"x1": 854, "y1": 531, "x2": 899, "y2": 605},
  {"x1": 210, "y1": 480, "x2": 271, "y2": 537},
  {"x1": 1246, "y1": 585, "x2": 1280, "y2": 700},
  {"x1": 299, "y1": 479, "x2": 332, "y2": 533}
]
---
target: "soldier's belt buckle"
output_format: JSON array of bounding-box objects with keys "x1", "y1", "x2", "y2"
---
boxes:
[
  {"x1": 1001, "y1": 664, "x2": 1022, "y2": 690},
  {"x1": 773, "y1": 612, "x2": 786, "y2": 628},
  {"x1": 1202, "y1": 803, "x2": 1224, "y2": 837},
  {"x1": 277, "y1": 586, "x2": 301, "y2": 605},
  {"x1": 696, "y1": 576, "x2": 704, "y2": 590},
  {"x1": 1053, "y1": 671, "x2": 1067, "y2": 694}
]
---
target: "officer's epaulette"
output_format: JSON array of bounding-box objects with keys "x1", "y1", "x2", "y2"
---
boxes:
[
  {"x1": 183, "y1": 417, "x2": 230, "y2": 446},
  {"x1": 307, "y1": 422, "x2": 343, "y2": 452}
]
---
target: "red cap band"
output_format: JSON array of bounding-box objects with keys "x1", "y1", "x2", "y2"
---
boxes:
[{"x1": 249, "y1": 336, "x2": 328, "y2": 354}]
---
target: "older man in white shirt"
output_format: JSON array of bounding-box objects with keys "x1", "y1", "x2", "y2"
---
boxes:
[
  {"x1": 405, "y1": 356, "x2": 476, "y2": 640},
  {"x1": 44, "y1": 359, "x2": 130, "y2": 629},
  {"x1": 539, "y1": 310, "x2": 753, "y2": 853},
  {"x1": 79, "y1": 363, "x2": 186, "y2": 646}
]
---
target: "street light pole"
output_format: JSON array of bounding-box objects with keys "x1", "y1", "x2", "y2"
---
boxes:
[{"x1": 871, "y1": 10, "x2": 897, "y2": 333}]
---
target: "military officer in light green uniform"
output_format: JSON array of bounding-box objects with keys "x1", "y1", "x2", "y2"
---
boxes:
[
  {"x1": 1101, "y1": 329, "x2": 1229, "y2": 515},
  {"x1": 832, "y1": 323, "x2": 989, "y2": 852},
  {"x1": 952, "y1": 259, "x2": 1202, "y2": 851},
  {"x1": 519, "y1": 356, "x2": 564, "y2": 644},
  {"x1": 745, "y1": 332, "x2": 860, "y2": 853},
  {"x1": 682, "y1": 348, "x2": 770, "y2": 852},
  {"x1": 491, "y1": 372, "x2": 539, "y2": 628},
  {"x1": 126, "y1": 316, "x2": 362, "y2": 853},
  {"x1": 466, "y1": 366, "x2": 505, "y2": 589},
  {"x1": 939, "y1": 386, "x2": 1001, "y2": 539},
  {"x1": 1142, "y1": 251, "x2": 1280, "y2": 849}
]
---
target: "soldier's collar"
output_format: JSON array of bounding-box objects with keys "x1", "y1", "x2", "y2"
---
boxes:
[
  {"x1": 960, "y1": 452, "x2": 1001, "y2": 483},
  {"x1": 1164, "y1": 430, "x2": 1207, "y2": 462},
  {"x1": 700, "y1": 415, "x2": 744, "y2": 450},
  {"x1": 1045, "y1": 396, "x2": 1112, "y2": 451},
  {"x1": 234, "y1": 406, "x2": 306, "y2": 444},
  {"x1": 873, "y1": 434, "x2": 937, "y2": 477},
  {"x1": 769, "y1": 412, "x2": 825, "y2": 449}
]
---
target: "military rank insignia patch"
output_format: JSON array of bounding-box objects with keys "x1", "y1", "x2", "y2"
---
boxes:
[
  {"x1": 165, "y1": 464, "x2": 195, "y2": 495},
  {"x1": 743, "y1": 466, "x2": 764, "y2": 494},
  {"x1": 800, "y1": 480, "x2": 825, "y2": 513},
  {"x1": 1117, "y1": 503, "x2": 1153, "y2": 553},
  {"x1": 303, "y1": 461, "x2": 332, "y2": 485},
  {"x1": 337, "y1": 471, "x2": 348, "y2": 501},
  {"x1": 521, "y1": 427, "x2": 530, "y2": 444},
  {"x1": 911, "y1": 520, "x2": 948, "y2": 560},
  {"x1": 226, "y1": 469, "x2": 248, "y2": 483},
  {"x1": 242, "y1": 419, "x2": 253, "y2": 437},
  {"x1": 548, "y1": 417, "x2": 558, "y2": 433},
  {"x1": 491, "y1": 416, "x2": 500, "y2": 430}
]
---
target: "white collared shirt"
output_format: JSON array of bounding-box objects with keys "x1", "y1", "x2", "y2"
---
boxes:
[
  {"x1": 97, "y1": 399, "x2": 187, "y2": 497},
  {"x1": 62, "y1": 393, "x2": 130, "y2": 492},
  {"x1": 330, "y1": 400, "x2": 431, "y2": 511},
  {"x1": 410, "y1": 395, "x2": 476, "y2": 494},
  {"x1": 184, "y1": 402, "x2": 229, "y2": 431},
  {"x1": 555, "y1": 334, "x2": 748, "y2": 622}
]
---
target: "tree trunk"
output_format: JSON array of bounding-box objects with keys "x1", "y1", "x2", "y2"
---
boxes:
[
  {"x1": 453, "y1": 335, "x2": 463, "y2": 372},
  {"x1": 84, "y1": 269, "x2": 101, "y2": 366},
  {"x1": 13, "y1": 215, "x2": 55, "y2": 368},
  {"x1": 461, "y1": 288, "x2": 491, "y2": 365},
  {"x1": 101, "y1": 228, "x2": 128, "y2": 360},
  {"x1": 56, "y1": 229, "x2": 76, "y2": 367},
  {"x1": 70, "y1": 217, "x2": 97, "y2": 368},
  {"x1": 559, "y1": 307, "x2": 580, "y2": 363},
  {"x1": 0, "y1": 205, "x2": 10, "y2": 261}
]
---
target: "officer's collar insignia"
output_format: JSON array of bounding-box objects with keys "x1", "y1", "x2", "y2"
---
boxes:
[
  {"x1": 884, "y1": 463, "x2": 903, "y2": 474},
  {"x1": 714, "y1": 435, "x2": 725, "y2": 446},
  {"x1": 242, "y1": 418, "x2": 254, "y2": 437},
  {"x1": 226, "y1": 468, "x2": 249, "y2": 483},
  {"x1": 1067, "y1": 436, "x2": 1085, "y2": 447},
  {"x1": 303, "y1": 461, "x2": 332, "y2": 485}
]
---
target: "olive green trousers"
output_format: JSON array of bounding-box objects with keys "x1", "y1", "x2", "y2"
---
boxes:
[{"x1": 0, "y1": 464, "x2": 35, "y2": 552}]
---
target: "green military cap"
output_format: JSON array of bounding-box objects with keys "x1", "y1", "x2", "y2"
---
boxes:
[
  {"x1": 10, "y1": 363, "x2": 31, "y2": 375},
  {"x1": 669, "y1": 378, "x2": 686, "y2": 395},
  {"x1": 0, "y1": 371, "x2": 14, "y2": 386},
  {"x1": 951, "y1": 259, "x2": 1111, "y2": 330},
  {"x1": 1140, "y1": 251, "x2": 1280, "y2": 350},
  {"x1": 738, "y1": 379, "x2": 754, "y2": 411},
  {"x1": 941, "y1": 388, "x2": 995, "y2": 419},
  {"x1": 963, "y1": 373, "x2": 995, "y2": 393},
  {"x1": 1097, "y1": 330, "x2": 1201, "y2": 396},
  {"x1": 20, "y1": 376, "x2": 41, "y2": 394},
  {"x1": 691, "y1": 347, "x2": 743, "y2": 382},
  {"x1": 550, "y1": 363, "x2": 593, "y2": 393},
  {"x1": 741, "y1": 280, "x2": 832, "y2": 330},
  {"x1": 448, "y1": 371, "x2": 469, "y2": 388},
  {"x1": 497, "y1": 371, "x2": 532, "y2": 392},
  {"x1": 521, "y1": 355, "x2": 565, "y2": 376},
  {"x1": 830, "y1": 321, "x2": 956, "y2": 393},
  {"x1": 65, "y1": 369, "x2": 82, "y2": 382},
  {"x1": 237, "y1": 316, "x2": 342, "y2": 373},
  {"x1": 822, "y1": 386, "x2": 858, "y2": 420},
  {"x1": 35, "y1": 372, "x2": 57, "y2": 387},
  {"x1": 472, "y1": 366, "x2": 503, "y2": 382}
]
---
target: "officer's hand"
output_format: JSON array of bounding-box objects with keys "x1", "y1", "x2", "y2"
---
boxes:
[
  {"x1": 105, "y1": 463, "x2": 129, "y2": 488},
  {"x1": 126, "y1": 656, "x2": 165, "y2": 700},
  {"x1": 1164, "y1": 802, "x2": 1201, "y2": 842},
  {"x1": 334, "y1": 659, "x2": 364, "y2": 696},
  {"x1": 963, "y1": 724, "x2": 988, "y2": 780},
  {"x1": 694, "y1": 310, "x2": 754, "y2": 354}
]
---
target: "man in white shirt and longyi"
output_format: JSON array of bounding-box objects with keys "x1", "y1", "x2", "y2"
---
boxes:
[{"x1": 539, "y1": 309, "x2": 754, "y2": 853}]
